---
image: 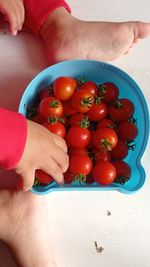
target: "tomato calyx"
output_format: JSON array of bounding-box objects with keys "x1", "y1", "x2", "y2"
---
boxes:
[
  {"x1": 100, "y1": 138, "x2": 113, "y2": 151},
  {"x1": 79, "y1": 117, "x2": 90, "y2": 128},
  {"x1": 76, "y1": 76, "x2": 87, "y2": 86},
  {"x1": 128, "y1": 116, "x2": 137, "y2": 124},
  {"x1": 73, "y1": 174, "x2": 86, "y2": 183},
  {"x1": 81, "y1": 96, "x2": 93, "y2": 107},
  {"x1": 47, "y1": 114, "x2": 65, "y2": 125},
  {"x1": 112, "y1": 100, "x2": 122, "y2": 109},
  {"x1": 33, "y1": 179, "x2": 40, "y2": 186},
  {"x1": 49, "y1": 100, "x2": 59, "y2": 108},
  {"x1": 98, "y1": 84, "x2": 107, "y2": 94},
  {"x1": 94, "y1": 96, "x2": 103, "y2": 105},
  {"x1": 114, "y1": 175, "x2": 130, "y2": 185}
]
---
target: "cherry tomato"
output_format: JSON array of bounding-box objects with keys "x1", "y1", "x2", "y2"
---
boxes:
[
  {"x1": 108, "y1": 98, "x2": 134, "y2": 122},
  {"x1": 69, "y1": 154, "x2": 93, "y2": 176},
  {"x1": 99, "y1": 82, "x2": 119, "y2": 104},
  {"x1": 39, "y1": 86, "x2": 53, "y2": 100},
  {"x1": 95, "y1": 150, "x2": 111, "y2": 162},
  {"x1": 63, "y1": 100, "x2": 76, "y2": 116},
  {"x1": 113, "y1": 160, "x2": 131, "y2": 184},
  {"x1": 29, "y1": 110, "x2": 45, "y2": 124},
  {"x1": 87, "y1": 101, "x2": 108, "y2": 122},
  {"x1": 69, "y1": 147, "x2": 88, "y2": 156},
  {"x1": 59, "y1": 115, "x2": 68, "y2": 126},
  {"x1": 64, "y1": 171, "x2": 74, "y2": 184},
  {"x1": 43, "y1": 119, "x2": 66, "y2": 138},
  {"x1": 96, "y1": 118, "x2": 113, "y2": 129},
  {"x1": 68, "y1": 113, "x2": 85, "y2": 126},
  {"x1": 110, "y1": 139, "x2": 128, "y2": 160},
  {"x1": 67, "y1": 126, "x2": 91, "y2": 148},
  {"x1": 27, "y1": 107, "x2": 45, "y2": 124},
  {"x1": 92, "y1": 161, "x2": 116, "y2": 185},
  {"x1": 118, "y1": 121, "x2": 138, "y2": 141},
  {"x1": 93, "y1": 128, "x2": 118, "y2": 151},
  {"x1": 53, "y1": 76, "x2": 77, "y2": 101},
  {"x1": 85, "y1": 175, "x2": 95, "y2": 184},
  {"x1": 39, "y1": 97, "x2": 63, "y2": 119},
  {"x1": 86, "y1": 130, "x2": 94, "y2": 149},
  {"x1": 71, "y1": 89, "x2": 94, "y2": 113},
  {"x1": 79, "y1": 81, "x2": 99, "y2": 96},
  {"x1": 35, "y1": 169, "x2": 53, "y2": 184}
]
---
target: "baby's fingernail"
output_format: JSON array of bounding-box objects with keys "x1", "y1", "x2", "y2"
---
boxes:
[{"x1": 12, "y1": 30, "x2": 17, "y2": 36}]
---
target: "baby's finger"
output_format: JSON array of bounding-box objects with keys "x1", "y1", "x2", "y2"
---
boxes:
[
  {"x1": 21, "y1": 169, "x2": 35, "y2": 192},
  {"x1": 53, "y1": 134, "x2": 68, "y2": 153},
  {"x1": 15, "y1": 2, "x2": 25, "y2": 30},
  {"x1": 7, "y1": 11, "x2": 19, "y2": 35},
  {"x1": 52, "y1": 146, "x2": 69, "y2": 173},
  {"x1": 41, "y1": 158, "x2": 64, "y2": 184}
]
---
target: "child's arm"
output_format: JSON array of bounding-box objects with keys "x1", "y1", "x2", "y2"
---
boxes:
[
  {"x1": 0, "y1": 107, "x2": 69, "y2": 191},
  {"x1": 0, "y1": 0, "x2": 25, "y2": 35},
  {"x1": 24, "y1": 0, "x2": 71, "y2": 34}
]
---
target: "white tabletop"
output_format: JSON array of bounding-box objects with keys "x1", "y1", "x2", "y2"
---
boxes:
[{"x1": 0, "y1": 0, "x2": 150, "y2": 266}]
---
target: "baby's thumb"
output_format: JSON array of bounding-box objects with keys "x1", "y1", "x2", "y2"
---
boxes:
[{"x1": 21, "y1": 169, "x2": 35, "y2": 192}]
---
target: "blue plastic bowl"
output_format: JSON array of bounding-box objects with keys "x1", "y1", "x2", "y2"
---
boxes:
[{"x1": 19, "y1": 60, "x2": 149, "y2": 194}]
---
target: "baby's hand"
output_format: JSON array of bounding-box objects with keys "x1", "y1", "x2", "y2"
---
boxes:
[
  {"x1": 0, "y1": 0, "x2": 25, "y2": 35},
  {"x1": 15, "y1": 119, "x2": 69, "y2": 191}
]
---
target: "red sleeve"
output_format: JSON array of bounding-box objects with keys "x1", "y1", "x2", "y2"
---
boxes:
[
  {"x1": 24, "y1": 0, "x2": 71, "y2": 34},
  {"x1": 0, "y1": 107, "x2": 27, "y2": 169}
]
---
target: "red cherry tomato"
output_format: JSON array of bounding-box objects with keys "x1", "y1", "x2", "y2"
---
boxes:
[
  {"x1": 67, "y1": 126, "x2": 91, "y2": 148},
  {"x1": 113, "y1": 160, "x2": 131, "y2": 185},
  {"x1": 85, "y1": 175, "x2": 95, "y2": 184},
  {"x1": 93, "y1": 128, "x2": 118, "y2": 151},
  {"x1": 118, "y1": 121, "x2": 138, "y2": 141},
  {"x1": 43, "y1": 119, "x2": 66, "y2": 138},
  {"x1": 69, "y1": 154, "x2": 93, "y2": 176},
  {"x1": 99, "y1": 82, "x2": 119, "y2": 104},
  {"x1": 96, "y1": 118, "x2": 113, "y2": 129},
  {"x1": 68, "y1": 113, "x2": 85, "y2": 126},
  {"x1": 95, "y1": 150, "x2": 111, "y2": 162},
  {"x1": 108, "y1": 98, "x2": 134, "y2": 122},
  {"x1": 110, "y1": 139, "x2": 128, "y2": 160},
  {"x1": 30, "y1": 111, "x2": 45, "y2": 124},
  {"x1": 92, "y1": 161, "x2": 116, "y2": 185},
  {"x1": 86, "y1": 130, "x2": 95, "y2": 149},
  {"x1": 64, "y1": 171, "x2": 74, "y2": 184},
  {"x1": 87, "y1": 101, "x2": 108, "y2": 122},
  {"x1": 71, "y1": 89, "x2": 94, "y2": 113},
  {"x1": 35, "y1": 169, "x2": 53, "y2": 184},
  {"x1": 63, "y1": 100, "x2": 77, "y2": 116},
  {"x1": 79, "y1": 81, "x2": 99, "y2": 96},
  {"x1": 39, "y1": 86, "x2": 53, "y2": 100},
  {"x1": 69, "y1": 147, "x2": 88, "y2": 156},
  {"x1": 39, "y1": 97, "x2": 63, "y2": 119},
  {"x1": 53, "y1": 76, "x2": 77, "y2": 101}
]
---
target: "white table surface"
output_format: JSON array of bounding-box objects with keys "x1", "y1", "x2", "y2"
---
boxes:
[{"x1": 0, "y1": 0, "x2": 150, "y2": 266}]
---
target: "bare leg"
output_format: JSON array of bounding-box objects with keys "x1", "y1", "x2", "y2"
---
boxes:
[{"x1": 0, "y1": 190, "x2": 56, "y2": 267}]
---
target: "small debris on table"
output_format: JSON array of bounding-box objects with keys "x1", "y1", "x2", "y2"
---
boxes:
[{"x1": 94, "y1": 241, "x2": 104, "y2": 253}]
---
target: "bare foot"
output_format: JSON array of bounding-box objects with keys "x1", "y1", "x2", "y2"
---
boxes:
[
  {"x1": 0, "y1": 190, "x2": 56, "y2": 267},
  {"x1": 40, "y1": 8, "x2": 150, "y2": 64}
]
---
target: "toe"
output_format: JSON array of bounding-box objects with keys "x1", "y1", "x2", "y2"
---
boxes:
[{"x1": 133, "y1": 21, "x2": 150, "y2": 39}]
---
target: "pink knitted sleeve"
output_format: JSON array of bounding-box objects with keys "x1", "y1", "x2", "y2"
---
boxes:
[
  {"x1": 24, "y1": 0, "x2": 71, "y2": 34},
  {"x1": 0, "y1": 107, "x2": 27, "y2": 169}
]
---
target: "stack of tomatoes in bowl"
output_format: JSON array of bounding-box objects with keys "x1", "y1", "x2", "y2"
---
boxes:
[{"x1": 28, "y1": 76, "x2": 138, "y2": 187}]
